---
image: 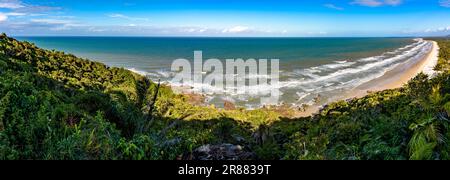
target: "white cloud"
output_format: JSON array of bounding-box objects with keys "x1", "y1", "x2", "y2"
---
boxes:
[
  {"x1": 0, "y1": 0, "x2": 24, "y2": 9},
  {"x1": 1, "y1": 21, "x2": 290, "y2": 36},
  {"x1": 108, "y1": 13, "x2": 126, "y2": 18},
  {"x1": 222, "y1": 26, "x2": 251, "y2": 33},
  {"x1": 30, "y1": 18, "x2": 72, "y2": 25},
  {"x1": 440, "y1": 0, "x2": 450, "y2": 7},
  {"x1": 423, "y1": 26, "x2": 450, "y2": 33},
  {"x1": 6, "y1": 12, "x2": 25, "y2": 16},
  {"x1": 28, "y1": 18, "x2": 84, "y2": 31},
  {"x1": 0, "y1": 0, "x2": 59, "y2": 12},
  {"x1": 324, "y1": 4, "x2": 344, "y2": 10},
  {"x1": 351, "y1": 0, "x2": 383, "y2": 7},
  {"x1": 0, "y1": 13, "x2": 7, "y2": 22},
  {"x1": 419, "y1": 27, "x2": 447, "y2": 35},
  {"x1": 384, "y1": 0, "x2": 402, "y2": 6},
  {"x1": 440, "y1": 26, "x2": 449, "y2": 32},
  {"x1": 87, "y1": 27, "x2": 106, "y2": 32},
  {"x1": 0, "y1": 11, "x2": 26, "y2": 22},
  {"x1": 0, "y1": 0, "x2": 60, "y2": 25},
  {"x1": 181, "y1": 27, "x2": 209, "y2": 33},
  {"x1": 351, "y1": 0, "x2": 402, "y2": 7},
  {"x1": 108, "y1": 13, "x2": 149, "y2": 21}
]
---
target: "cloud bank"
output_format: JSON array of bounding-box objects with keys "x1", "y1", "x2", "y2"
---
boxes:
[
  {"x1": 108, "y1": 13, "x2": 149, "y2": 21},
  {"x1": 351, "y1": 0, "x2": 402, "y2": 7},
  {"x1": 324, "y1": 4, "x2": 344, "y2": 10}
]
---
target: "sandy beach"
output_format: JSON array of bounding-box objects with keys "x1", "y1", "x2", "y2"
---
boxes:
[
  {"x1": 352, "y1": 41, "x2": 439, "y2": 97},
  {"x1": 292, "y1": 40, "x2": 440, "y2": 117},
  {"x1": 164, "y1": 40, "x2": 440, "y2": 118}
]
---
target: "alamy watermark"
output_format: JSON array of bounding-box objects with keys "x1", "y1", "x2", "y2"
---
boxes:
[{"x1": 171, "y1": 51, "x2": 280, "y2": 105}]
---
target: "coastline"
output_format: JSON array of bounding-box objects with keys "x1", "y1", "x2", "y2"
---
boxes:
[
  {"x1": 286, "y1": 40, "x2": 440, "y2": 117},
  {"x1": 352, "y1": 41, "x2": 439, "y2": 97},
  {"x1": 128, "y1": 40, "x2": 441, "y2": 118}
]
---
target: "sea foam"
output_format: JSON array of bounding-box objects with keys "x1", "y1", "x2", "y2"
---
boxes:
[{"x1": 129, "y1": 39, "x2": 432, "y2": 108}]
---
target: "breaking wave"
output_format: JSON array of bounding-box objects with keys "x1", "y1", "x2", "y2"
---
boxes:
[{"x1": 129, "y1": 38, "x2": 433, "y2": 108}]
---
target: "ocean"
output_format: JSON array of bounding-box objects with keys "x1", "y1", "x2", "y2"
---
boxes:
[{"x1": 16, "y1": 37, "x2": 432, "y2": 108}]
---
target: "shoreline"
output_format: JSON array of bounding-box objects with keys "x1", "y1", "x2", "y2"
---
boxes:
[
  {"x1": 149, "y1": 41, "x2": 441, "y2": 118},
  {"x1": 291, "y1": 41, "x2": 439, "y2": 117},
  {"x1": 353, "y1": 41, "x2": 439, "y2": 94}
]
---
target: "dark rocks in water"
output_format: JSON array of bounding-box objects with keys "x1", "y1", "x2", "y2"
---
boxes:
[
  {"x1": 184, "y1": 144, "x2": 256, "y2": 160},
  {"x1": 313, "y1": 94, "x2": 322, "y2": 104},
  {"x1": 299, "y1": 104, "x2": 309, "y2": 112}
]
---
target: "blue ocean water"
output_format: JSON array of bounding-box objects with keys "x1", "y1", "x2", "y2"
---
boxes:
[
  {"x1": 16, "y1": 37, "x2": 430, "y2": 108},
  {"x1": 16, "y1": 37, "x2": 412, "y2": 68}
]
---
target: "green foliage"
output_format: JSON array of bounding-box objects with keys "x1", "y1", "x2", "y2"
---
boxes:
[
  {"x1": 0, "y1": 34, "x2": 262, "y2": 159},
  {"x1": 1, "y1": 34, "x2": 450, "y2": 160},
  {"x1": 281, "y1": 39, "x2": 450, "y2": 160},
  {"x1": 431, "y1": 39, "x2": 450, "y2": 71}
]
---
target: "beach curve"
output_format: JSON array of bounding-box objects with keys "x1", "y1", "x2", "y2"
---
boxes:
[
  {"x1": 293, "y1": 40, "x2": 440, "y2": 117},
  {"x1": 353, "y1": 40, "x2": 439, "y2": 95}
]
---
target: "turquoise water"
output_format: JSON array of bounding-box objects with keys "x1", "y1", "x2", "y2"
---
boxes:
[
  {"x1": 16, "y1": 37, "x2": 412, "y2": 68},
  {"x1": 16, "y1": 37, "x2": 430, "y2": 108}
]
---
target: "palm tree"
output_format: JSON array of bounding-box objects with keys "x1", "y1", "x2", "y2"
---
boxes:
[{"x1": 408, "y1": 85, "x2": 449, "y2": 160}]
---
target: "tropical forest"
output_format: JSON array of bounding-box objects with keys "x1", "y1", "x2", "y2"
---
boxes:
[{"x1": 1, "y1": 33, "x2": 450, "y2": 160}]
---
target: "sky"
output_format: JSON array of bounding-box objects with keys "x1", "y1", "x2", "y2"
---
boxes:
[{"x1": 0, "y1": 0, "x2": 450, "y2": 37}]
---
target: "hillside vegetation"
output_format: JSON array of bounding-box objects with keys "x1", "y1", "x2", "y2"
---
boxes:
[{"x1": 1, "y1": 33, "x2": 450, "y2": 160}]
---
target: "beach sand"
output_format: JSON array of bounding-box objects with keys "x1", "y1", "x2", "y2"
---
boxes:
[
  {"x1": 352, "y1": 41, "x2": 439, "y2": 97},
  {"x1": 293, "y1": 41, "x2": 440, "y2": 117}
]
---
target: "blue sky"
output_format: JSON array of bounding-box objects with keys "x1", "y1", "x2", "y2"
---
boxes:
[{"x1": 0, "y1": 0, "x2": 450, "y2": 37}]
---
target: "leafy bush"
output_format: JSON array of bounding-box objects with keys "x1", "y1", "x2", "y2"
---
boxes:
[{"x1": 1, "y1": 34, "x2": 450, "y2": 160}]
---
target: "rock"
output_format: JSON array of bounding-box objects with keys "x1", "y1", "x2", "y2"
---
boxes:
[
  {"x1": 232, "y1": 135, "x2": 246, "y2": 143},
  {"x1": 224, "y1": 100, "x2": 236, "y2": 110},
  {"x1": 185, "y1": 144, "x2": 256, "y2": 160},
  {"x1": 313, "y1": 94, "x2": 322, "y2": 103}
]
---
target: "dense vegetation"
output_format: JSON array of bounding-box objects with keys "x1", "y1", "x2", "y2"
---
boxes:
[{"x1": 0, "y1": 33, "x2": 449, "y2": 160}]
